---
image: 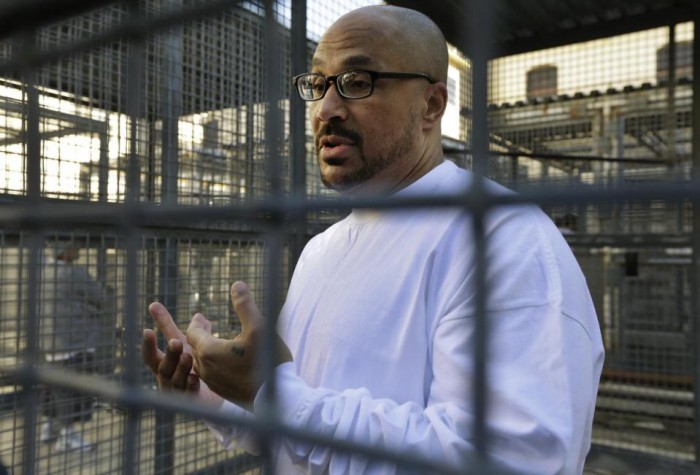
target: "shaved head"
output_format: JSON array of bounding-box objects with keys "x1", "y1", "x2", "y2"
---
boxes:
[{"x1": 323, "y1": 5, "x2": 448, "y2": 82}]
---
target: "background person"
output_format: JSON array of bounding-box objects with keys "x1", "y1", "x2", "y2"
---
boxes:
[
  {"x1": 143, "y1": 5, "x2": 604, "y2": 474},
  {"x1": 40, "y1": 243, "x2": 110, "y2": 453}
]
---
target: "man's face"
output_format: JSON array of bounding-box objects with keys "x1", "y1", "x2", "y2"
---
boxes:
[{"x1": 309, "y1": 18, "x2": 425, "y2": 195}]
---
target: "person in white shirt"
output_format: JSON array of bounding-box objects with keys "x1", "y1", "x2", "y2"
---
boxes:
[{"x1": 142, "y1": 5, "x2": 604, "y2": 474}]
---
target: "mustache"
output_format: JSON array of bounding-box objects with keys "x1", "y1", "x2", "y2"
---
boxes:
[{"x1": 315, "y1": 124, "x2": 361, "y2": 148}]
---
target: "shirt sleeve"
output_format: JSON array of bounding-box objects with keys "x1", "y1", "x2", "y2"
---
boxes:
[
  {"x1": 255, "y1": 323, "x2": 477, "y2": 473},
  {"x1": 203, "y1": 400, "x2": 261, "y2": 455},
  {"x1": 255, "y1": 304, "x2": 598, "y2": 475}
]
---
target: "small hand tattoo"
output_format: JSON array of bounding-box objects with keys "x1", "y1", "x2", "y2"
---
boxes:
[{"x1": 232, "y1": 347, "x2": 245, "y2": 357}]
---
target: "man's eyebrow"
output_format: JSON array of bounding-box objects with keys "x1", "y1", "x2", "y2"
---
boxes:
[
  {"x1": 311, "y1": 54, "x2": 374, "y2": 70},
  {"x1": 341, "y1": 55, "x2": 373, "y2": 68}
]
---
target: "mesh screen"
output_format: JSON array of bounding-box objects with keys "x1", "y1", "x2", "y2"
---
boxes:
[
  {"x1": 489, "y1": 21, "x2": 696, "y2": 465},
  {"x1": 0, "y1": 0, "x2": 697, "y2": 473}
]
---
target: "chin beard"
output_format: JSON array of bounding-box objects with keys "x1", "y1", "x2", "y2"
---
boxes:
[
  {"x1": 319, "y1": 131, "x2": 416, "y2": 194},
  {"x1": 321, "y1": 173, "x2": 364, "y2": 193}
]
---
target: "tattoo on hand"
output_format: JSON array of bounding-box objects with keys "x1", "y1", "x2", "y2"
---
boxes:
[{"x1": 232, "y1": 347, "x2": 245, "y2": 357}]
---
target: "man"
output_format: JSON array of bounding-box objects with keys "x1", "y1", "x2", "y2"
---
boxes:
[
  {"x1": 143, "y1": 5, "x2": 604, "y2": 474},
  {"x1": 40, "y1": 243, "x2": 109, "y2": 452}
]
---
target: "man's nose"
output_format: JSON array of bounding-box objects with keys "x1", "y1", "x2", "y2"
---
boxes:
[{"x1": 314, "y1": 81, "x2": 348, "y2": 123}]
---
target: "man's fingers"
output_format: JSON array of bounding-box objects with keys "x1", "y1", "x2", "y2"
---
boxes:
[
  {"x1": 170, "y1": 352, "x2": 194, "y2": 390},
  {"x1": 230, "y1": 281, "x2": 263, "y2": 334},
  {"x1": 143, "y1": 328, "x2": 190, "y2": 390},
  {"x1": 142, "y1": 328, "x2": 164, "y2": 373},
  {"x1": 148, "y1": 302, "x2": 187, "y2": 342},
  {"x1": 158, "y1": 338, "x2": 184, "y2": 382}
]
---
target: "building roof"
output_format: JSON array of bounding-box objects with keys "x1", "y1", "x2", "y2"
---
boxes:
[{"x1": 386, "y1": 0, "x2": 700, "y2": 57}]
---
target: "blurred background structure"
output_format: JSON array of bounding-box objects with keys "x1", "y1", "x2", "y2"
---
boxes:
[{"x1": 0, "y1": 0, "x2": 699, "y2": 473}]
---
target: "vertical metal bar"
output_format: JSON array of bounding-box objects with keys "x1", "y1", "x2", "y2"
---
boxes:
[
  {"x1": 97, "y1": 127, "x2": 110, "y2": 308},
  {"x1": 161, "y1": 0, "x2": 182, "y2": 207},
  {"x1": 122, "y1": 1, "x2": 144, "y2": 472},
  {"x1": 122, "y1": 232, "x2": 142, "y2": 474},
  {"x1": 99, "y1": 129, "x2": 110, "y2": 202},
  {"x1": 21, "y1": 237, "x2": 42, "y2": 475},
  {"x1": 20, "y1": 27, "x2": 40, "y2": 475},
  {"x1": 667, "y1": 25, "x2": 677, "y2": 164},
  {"x1": 246, "y1": 105, "x2": 255, "y2": 198},
  {"x1": 468, "y1": 0, "x2": 493, "y2": 468},
  {"x1": 289, "y1": 0, "x2": 307, "y2": 271},
  {"x1": 264, "y1": 0, "x2": 282, "y2": 197},
  {"x1": 155, "y1": 237, "x2": 178, "y2": 474},
  {"x1": 691, "y1": 17, "x2": 700, "y2": 468},
  {"x1": 154, "y1": 3, "x2": 183, "y2": 472},
  {"x1": 260, "y1": 1, "x2": 284, "y2": 473},
  {"x1": 24, "y1": 35, "x2": 40, "y2": 203}
]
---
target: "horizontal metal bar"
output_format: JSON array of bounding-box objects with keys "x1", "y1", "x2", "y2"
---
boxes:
[
  {"x1": 0, "y1": 180, "x2": 698, "y2": 228},
  {"x1": 475, "y1": 150, "x2": 671, "y2": 165},
  {"x1": 1, "y1": 362, "x2": 508, "y2": 475}
]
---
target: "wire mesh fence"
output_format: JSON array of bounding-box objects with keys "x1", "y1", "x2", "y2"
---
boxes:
[
  {"x1": 488, "y1": 19, "x2": 698, "y2": 469},
  {"x1": 0, "y1": 0, "x2": 697, "y2": 474}
]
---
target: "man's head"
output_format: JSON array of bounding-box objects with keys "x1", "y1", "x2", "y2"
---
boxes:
[
  {"x1": 304, "y1": 5, "x2": 449, "y2": 196},
  {"x1": 56, "y1": 243, "x2": 79, "y2": 263}
]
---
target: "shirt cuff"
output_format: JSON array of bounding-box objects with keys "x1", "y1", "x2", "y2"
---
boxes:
[
  {"x1": 253, "y1": 361, "x2": 314, "y2": 426},
  {"x1": 205, "y1": 399, "x2": 260, "y2": 454}
]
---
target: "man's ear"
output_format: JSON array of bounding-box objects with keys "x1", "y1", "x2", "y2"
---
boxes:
[{"x1": 423, "y1": 82, "x2": 448, "y2": 130}]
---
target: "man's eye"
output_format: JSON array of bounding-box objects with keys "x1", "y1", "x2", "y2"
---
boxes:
[
  {"x1": 341, "y1": 73, "x2": 371, "y2": 92},
  {"x1": 346, "y1": 79, "x2": 370, "y2": 90},
  {"x1": 303, "y1": 77, "x2": 325, "y2": 94}
]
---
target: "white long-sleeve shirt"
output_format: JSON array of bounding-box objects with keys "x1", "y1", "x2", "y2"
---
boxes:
[{"x1": 207, "y1": 160, "x2": 605, "y2": 474}]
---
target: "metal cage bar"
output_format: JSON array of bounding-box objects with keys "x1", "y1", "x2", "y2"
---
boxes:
[{"x1": 0, "y1": 1, "x2": 698, "y2": 474}]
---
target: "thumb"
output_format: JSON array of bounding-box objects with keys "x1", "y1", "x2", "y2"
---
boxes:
[
  {"x1": 186, "y1": 313, "x2": 213, "y2": 349},
  {"x1": 230, "y1": 281, "x2": 263, "y2": 334}
]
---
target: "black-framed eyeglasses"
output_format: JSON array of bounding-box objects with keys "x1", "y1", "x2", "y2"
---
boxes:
[{"x1": 292, "y1": 69, "x2": 436, "y2": 101}]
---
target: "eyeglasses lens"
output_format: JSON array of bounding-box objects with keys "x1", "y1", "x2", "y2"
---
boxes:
[
  {"x1": 338, "y1": 71, "x2": 372, "y2": 99},
  {"x1": 297, "y1": 71, "x2": 374, "y2": 101}
]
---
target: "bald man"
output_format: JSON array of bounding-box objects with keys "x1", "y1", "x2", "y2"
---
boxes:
[{"x1": 143, "y1": 5, "x2": 604, "y2": 474}]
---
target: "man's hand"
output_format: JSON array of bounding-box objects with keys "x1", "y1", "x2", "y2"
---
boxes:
[
  {"x1": 142, "y1": 302, "x2": 223, "y2": 407},
  {"x1": 186, "y1": 281, "x2": 293, "y2": 408}
]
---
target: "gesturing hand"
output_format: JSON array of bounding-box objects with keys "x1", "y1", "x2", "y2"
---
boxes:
[
  {"x1": 186, "y1": 281, "x2": 293, "y2": 408},
  {"x1": 142, "y1": 302, "x2": 223, "y2": 407}
]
